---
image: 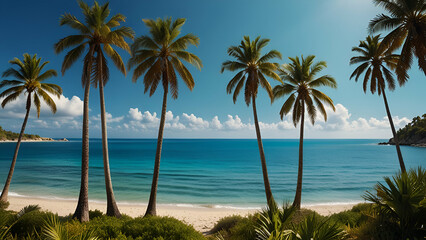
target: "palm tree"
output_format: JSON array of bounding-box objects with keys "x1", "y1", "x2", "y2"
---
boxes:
[
  {"x1": 0, "y1": 54, "x2": 62, "y2": 203},
  {"x1": 128, "y1": 17, "x2": 202, "y2": 216},
  {"x1": 221, "y1": 36, "x2": 282, "y2": 208},
  {"x1": 273, "y1": 55, "x2": 336, "y2": 209},
  {"x1": 369, "y1": 0, "x2": 426, "y2": 82},
  {"x1": 350, "y1": 35, "x2": 406, "y2": 172},
  {"x1": 55, "y1": 0, "x2": 134, "y2": 220}
]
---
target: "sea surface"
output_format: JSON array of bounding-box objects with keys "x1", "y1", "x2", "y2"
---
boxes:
[{"x1": 0, "y1": 139, "x2": 425, "y2": 209}]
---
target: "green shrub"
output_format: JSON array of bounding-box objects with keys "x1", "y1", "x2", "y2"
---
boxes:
[
  {"x1": 350, "y1": 203, "x2": 372, "y2": 213},
  {"x1": 10, "y1": 210, "x2": 53, "y2": 238},
  {"x1": 363, "y1": 167, "x2": 426, "y2": 239},
  {"x1": 0, "y1": 201, "x2": 9, "y2": 210},
  {"x1": 121, "y1": 216, "x2": 204, "y2": 240},
  {"x1": 293, "y1": 213, "x2": 346, "y2": 240},
  {"x1": 211, "y1": 215, "x2": 245, "y2": 234},
  {"x1": 328, "y1": 210, "x2": 364, "y2": 227},
  {"x1": 89, "y1": 209, "x2": 103, "y2": 219},
  {"x1": 86, "y1": 215, "x2": 125, "y2": 239}
]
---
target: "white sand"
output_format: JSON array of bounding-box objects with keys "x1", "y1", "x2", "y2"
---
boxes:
[{"x1": 6, "y1": 196, "x2": 357, "y2": 232}]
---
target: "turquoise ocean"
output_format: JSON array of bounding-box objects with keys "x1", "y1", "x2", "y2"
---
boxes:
[{"x1": 0, "y1": 139, "x2": 425, "y2": 209}]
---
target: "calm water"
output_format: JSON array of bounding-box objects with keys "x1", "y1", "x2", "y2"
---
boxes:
[{"x1": 0, "y1": 139, "x2": 425, "y2": 208}]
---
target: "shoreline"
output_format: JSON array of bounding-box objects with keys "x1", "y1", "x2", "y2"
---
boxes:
[{"x1": 6, "y1": 196, "x2": 358, "y2": 232}]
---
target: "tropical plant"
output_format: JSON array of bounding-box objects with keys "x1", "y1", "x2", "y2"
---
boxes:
[
  {"x1": 221, "y1": 36, "x2": 282, "y2": 208},
  {"x1": 55, "y1": 0, "x2": 134, "y2": 220},
  {"x1": 292, "y1": 213, "x2": 346, "y2": 240},
  {"x1": 128, "y1": 17, "x2": 202, "y2": 216},
  {"x1": 350, "y1": 35, "x2": 406, "y2": 172},
  {"x1": 273, "y1": 55, "x2": 336, "y2": 209},
  {"x1": 0, "y1": 54, "x2": 62, "y2": 203},
  {"x1": 255, "y1": 203, "x2": 296, "y2": 240},
  {"x1": 363, "y1": 167, "x2": 426, "y2": 239},
  {"x1": 43, "y1": 216, "x2": 99, "y2": 240},
  {"x1": 369, "y1": 0, "x2": 426, "y2": 81}
]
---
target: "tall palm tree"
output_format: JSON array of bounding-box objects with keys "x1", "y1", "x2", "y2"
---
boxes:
[
  {"x1": 273, "y1": 55, "x2": 336, "y2": 209},
  {"x1": 369, "y1": 0, "x2": 426, "y2": 82},
  {"x1": 55, "y1": 0, "x2": 134, "y2": 220},
  {"x1": 0, "y1": 54, "x2": 62, "y2": 203},
  {"x1": 350, "y1": 35, "x2": 406, "y2": 172},
  {"x1": 128, "y1": 17, "x2": 202, "y2": 216},
  {"x1": 221, "y1": 36, "x2": 282, "y2": 208}
]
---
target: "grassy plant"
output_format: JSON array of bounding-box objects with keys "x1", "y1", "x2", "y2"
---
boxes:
[{"x1": 363, "y1": 167, "x2": 426, "y2": 239}]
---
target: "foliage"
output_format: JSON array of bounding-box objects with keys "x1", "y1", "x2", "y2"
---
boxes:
[
  {"x1": 128, "y1": 17, "x2": 202, "y2": 99},
  {"x1": 120, "y1": 216, "x2": 204, "y2": 240},
  {"x1": 369, "y1": 0, "x2": 426, "y2": 81},
  {"x1": 221, "y1": 36, "x2": 281, "y2": 105},
  {"x1": 88, "y1": 209, "x2": 103, "y2": 219},
  {"x1": 0, "y1": 126, "x2": 41, "y2": 141},
  {"x1": 395, "y1": 114, "x2": 426, "y2": 143},
  {"x1": 255, "y1": 203, "x2": 296, "y2": 240},
  {"x1": 10, "y1": 210, "x2": 54, "y2": 239},
  {"x1": 291, "y1": 213, "x2": 346, "y2": 240},
  {"x1": 211, "y1": 215, "x2": 245, "y2": 234},
  {"x1": 55, "y1": 0, "x2": 134, "y2": 85},
  {"x1": 211, "y1": 214, "x2": 258, "y2": 240},
  {"x1": 0, "y1": 54, "x2": 62, "y2": 118},
  {"x1": 43, "y1": 215, "x2": 99, "y2": 240},
  {"x1": 363, "y1": 167, "x2": 426, "y2": 239},
  {"x1": 350, "y1": 35, "x2": 401, "y2": 95},
  {"x1": 0, "y1": 201, "x2": 9, "y2": 210}
]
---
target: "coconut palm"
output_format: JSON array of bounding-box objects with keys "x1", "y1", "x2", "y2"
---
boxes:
[
  {"x1": 55, "y1": 0, "x2": 134, "y2": 220},
  {"x1": 273, "y1": 55, "x2": 336, "y2": 209},
  {"x1": 0, "y1": 54, "x2": 62, "y2": 203},
  {"x1": 350, "y1": 35, "x2": 406, "y2": 172},
  {"x1": 221, "y1": 36, "x2": 282, "y2": 208},
  {"x1": 128, "y1": 17, "x2": 202, "y2": 216},
  {"x1": 369, "y1": 0, "x2": 426, "y2": 82}
]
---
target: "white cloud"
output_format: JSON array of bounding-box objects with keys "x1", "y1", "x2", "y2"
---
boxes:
[
  {"x1": 0, "y1": 99, "x2": 412, "y2": 139},
  {"x1": 92, "y1": 112, "x2": 124, "y2": 123},
  {"x1": 0, "y1": 93, "x2": 83, "y2": 119}
]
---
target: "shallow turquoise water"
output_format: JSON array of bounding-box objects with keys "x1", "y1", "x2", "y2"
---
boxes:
[{"x1": 0, "y1": 139, "x2": 425, "y2": 208}]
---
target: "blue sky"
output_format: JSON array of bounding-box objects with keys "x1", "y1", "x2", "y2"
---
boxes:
[{"x1": 0, "y1": 0, "x2": 424, "y2": 139}]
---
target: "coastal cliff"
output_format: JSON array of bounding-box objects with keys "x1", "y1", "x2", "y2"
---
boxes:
[{"x1": 380, "y1": 114, "x2": 426, "y2": 147}]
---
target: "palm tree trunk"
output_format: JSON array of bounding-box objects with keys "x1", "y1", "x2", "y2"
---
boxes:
[
  {"x1": 293, "y1": 102, "x2": 304, "y2": 209},
  {"x1": 73, "y1": 80, "x2": 90, "y2": 222},
  {"x1": 251, "y1": 96, "x2": 275, "y2": 208},
  {"x1": 99, "y1": 57, "x2": 121, "y2": 217},
  {"x1": 145, "y1": 81, "x2": 169, "y2": 217},
  {"x1": 381, "y1": 88, "x2": 406, "y2": 173},
  {"x1": 0, "y1": 94, "x2": 31, "y2": 203}
]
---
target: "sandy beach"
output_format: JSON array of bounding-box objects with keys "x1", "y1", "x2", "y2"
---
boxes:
[{"x1": 7, "y1": 196, "x2": 357, "y2": 232}]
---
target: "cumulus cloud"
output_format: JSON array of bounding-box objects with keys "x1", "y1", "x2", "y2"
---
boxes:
[
  {"x1": 0, "y1": 97, "x2": 412, "y2": 138},
  {"x1": 92, "y1": 112, "x2": 124, "y2": 123},
  {"x1": 0, "y1": 93, "x2": 83, "y2": 119}
]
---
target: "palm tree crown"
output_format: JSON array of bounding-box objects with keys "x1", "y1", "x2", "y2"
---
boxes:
[
  {"x1": 350, "y1": 35, "x2": 407, "y2": 172},
  {"x1": 128, "y1": 17, "x2": 202, "y2": 98},
  {"x1": 0, "y1": 54, "x2": 62, "y2": 116},
  {"x1": 273, "y1": 55, "x2": 336, "y2": 125},
  {"x1": 350, "y1": 35, "x2": 400, "y2": 95},
  {"x1": 369, "y1": 0, "x2": 426, "y2": 81},
  {"x1": 221, "y1": 36, "x2": 282, "y2": 105},
  {"x1": 55, "y1": 0, "x2": 134, "y2": 85}
]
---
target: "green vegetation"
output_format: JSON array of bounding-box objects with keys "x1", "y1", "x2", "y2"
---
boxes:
[
  {"x1": 395, "y1": 114, "x2": 426, "y2": 145},
  {"x1": 0, "y1": 207, "x2": 204, "y2": 240},
  {"x1": 0, "y1": 126, "x2": 41, "y2": 141}
]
